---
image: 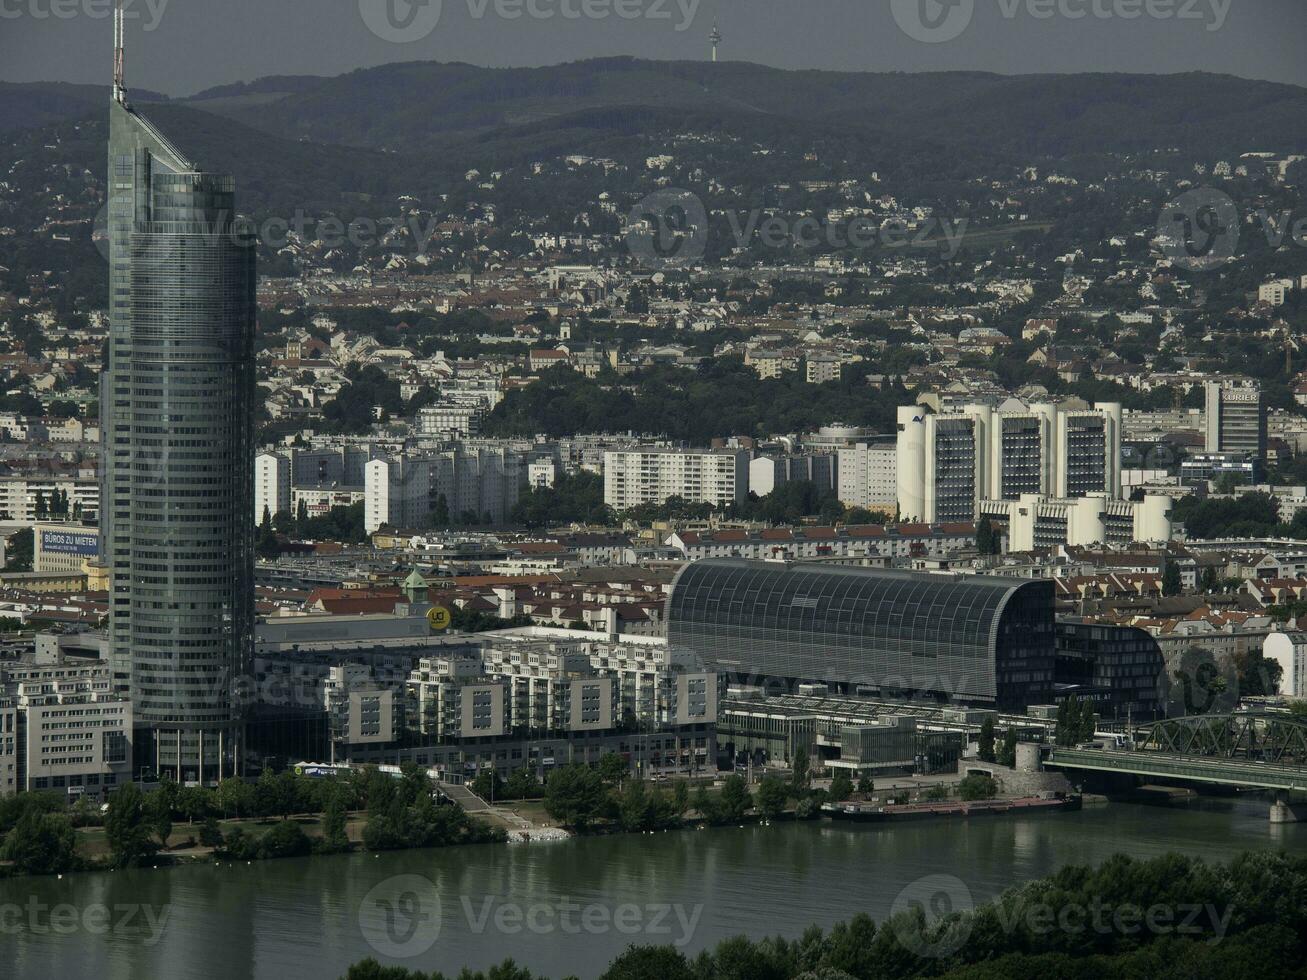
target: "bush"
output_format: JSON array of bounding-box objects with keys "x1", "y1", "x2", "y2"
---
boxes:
[
  {"x1": 219, "y1": 827, "x2": 262, "y2": 861},
  {"x1": 198, "y1": 817, "x2": 224, "y2": 849},
  {"x1": 260, "y1": 820, "x2": 313, "y2": 859},
  {"x1": 959, "y1": 774, "x2": 998, "y2": 801}
]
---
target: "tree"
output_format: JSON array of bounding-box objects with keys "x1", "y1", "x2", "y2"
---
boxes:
[
  {"x1": 691, "y1": 784, "x2": 718, "y2": 822},
  {"x1": 146, "y1": 789, "x2": 173, "y2": 849},
  {"x1": 0, "y1": 809, "x2": 78, "y2": 875},
  {"x1": 256, "y1": 515, "x2": 283, "y2": 560},
  {"x1": 756, "y1": 775, "x2": 789, "y2": 819},
  {"x1": 998, "y1": 728, "x2": 1019, "y2": 768},
  {"x1": 959, "y1": 774, "x2": 998, "y2": 801},
  {"x1": 671, "y1": 780, "x2": 689, "y2": 816},
  {"x1": 718, "y1": 774, "x2": 751, "y2": 822},
  {"x1": 543, "y1": 764, "x2": 607, "y2": 831},
  {"x1": 104, "y1": 783, "x2": 159, "y2": 868},
  {"x1": 471, "y1": 768, "x2": 505, "y2": 802},
  {"x1": 1200, "y1": 565, "x2": 1220, "y2": 593},
  {"x1": 217, "y1": 777, "x2": 254, "y2": 819},
  {"x1": 618, "y1": 779, "x2": 653, "y2": 832},
  {"x1": 976, "y1": 516, "x2": 1000, "y2": 555},
  {"x1": 829, "y1": 770, "x2": 854, "y2": 802},
  {"x1": 1162, "y1": 559, "x2": 1183, "y2": 596},
  {"x1": 260, "y1": 819, "x2": 313, "y2": 859},
  {"x1": 790, "y1": 747, "x2": 810, "y2": 796},
  {"x1": 176, "y1": 786, "x2": 211, "y2": 825},
  {"x1": 198, "y1": 817, "x2": 224, "y2": 849},
  {"x1": 597, "y1": 751, "x2": 628, "y2": 787},
  {"x1": 321, "y1": 792, "x2": 350, "y2": 852},
  {"x1": 856, "y1": 774, "x2": 875, "y2": 795},
  {"x1": 598, "y1": 946, "x2": 694, "y2": 980},
  {"x1": 977, "y1": 716, "x2": 997, "y2": 762}
]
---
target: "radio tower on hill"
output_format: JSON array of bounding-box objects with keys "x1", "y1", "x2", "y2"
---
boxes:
[{"x1": 709, "y1": 21, "x2": 721, "y2": 62}]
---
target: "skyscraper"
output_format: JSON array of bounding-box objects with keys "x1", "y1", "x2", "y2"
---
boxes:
[
  {"x1": 103, "y1": 7, "x2": 255, "y2": 782},
  {"x1": 1204, "y1": 380, "x2": 1267, "y2": 460}
]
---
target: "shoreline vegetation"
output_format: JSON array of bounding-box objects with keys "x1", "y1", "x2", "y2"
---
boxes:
[
  {"x1": 0, "y1": 763, "x2": 504, "y2": 878},
  {"x1": 338, "y1": 851, "x2": 1307, "y2": 980},
  {"x1": 0, "y1": 750, "x2": 1035, "y2": 880}
]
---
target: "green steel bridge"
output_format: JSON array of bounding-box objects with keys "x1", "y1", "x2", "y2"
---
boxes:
[{"x1": 1045, "y1": 712, "x2": 1307, "y2": 818}]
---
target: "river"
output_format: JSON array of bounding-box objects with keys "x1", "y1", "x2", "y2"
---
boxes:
[{"x1": 3, "y1": 796, "x2": 1305, "y2": 980}]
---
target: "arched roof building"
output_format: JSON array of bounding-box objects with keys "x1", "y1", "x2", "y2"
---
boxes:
[{"x1": 666, "y1": 559, "x2": 1054, "y2": 709}]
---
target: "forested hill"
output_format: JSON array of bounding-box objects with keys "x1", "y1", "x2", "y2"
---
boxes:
[
  {"x1": 9, "y1": 59, "x2": 1307, "y2": 162},
  {"x1": 182, "y1": 59, "x2": 1307, "y2": 159}
]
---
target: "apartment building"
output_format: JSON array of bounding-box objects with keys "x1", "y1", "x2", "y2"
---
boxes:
[{"x1": 603, "y1": 448, "x2": 748, "y2": 511}]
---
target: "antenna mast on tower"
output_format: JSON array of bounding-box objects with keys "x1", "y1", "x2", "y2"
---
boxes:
[
  {"x1": 709, "y1": 22, "x2": 721, "y2": 63},
  {"x1": 113, "y1": 0, "x2": 126, "y2": 103}
]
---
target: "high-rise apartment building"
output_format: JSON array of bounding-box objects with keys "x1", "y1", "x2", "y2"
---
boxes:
[
  {"x1": 365, "y1": 448, "x2": 524, "y2": 532},
  {"x1": 837, "y1": 440, "x2": 898, "y2": 513},
  {"x1": 603, "y1": 448, "x2": 749, "y2": 512},
  {"x1": 254, "y1": 452, "x2": 291, "y2": 524},
  {"x1": 1205, "y1": 380, "x2": 1266, "y2": 459},
  {"x1": 103, "y1": 28, "x2": 254, "y2": 781}
]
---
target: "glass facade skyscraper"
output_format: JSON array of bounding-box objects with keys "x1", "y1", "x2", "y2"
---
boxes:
[
  {"x1": 666, "y1": 559, "x2": 1055, "y2": 709},
  {"x1": 104, "y1": 95, "x2": 255, "y2": 781}
]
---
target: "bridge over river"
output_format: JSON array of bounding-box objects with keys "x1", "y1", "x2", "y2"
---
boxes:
[{"x1": 1045, "y1": 711, "x2": 1307, "y2": 822}]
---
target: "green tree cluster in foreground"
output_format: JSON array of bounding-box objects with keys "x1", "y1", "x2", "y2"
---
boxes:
[
  {"x1": 340, "y1": 850, "x2": 1307, "y2": 980},
  {"x1": 541, "y1": 749, "x2": 842, "y2": 833},
  {"x1": 0, "y1": 764, "x2": 502, "y2": 877}
]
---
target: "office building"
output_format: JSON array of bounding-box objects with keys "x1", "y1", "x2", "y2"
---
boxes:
[
  {"x1": 1180, "y1": 452, "x2": 1262, "y2": 485},
  {"x1": 103, "y1": 58, "x2": 254, "y2": 781},
  {"x1": 1205, "y1": 381, "x2": 1266, "y2": 459},
  {"x1": 0, "y1": 640, "x2": 134, "y2": 797},
  {"x1": 32, "y1": 523, "x2": 100, "y2": 575},
  {"x1": 666, "y1": 559, "x2": 1056, "y2": 709},
  {"x1": 978, "y1": 493, "x2": 1173, "y2": 550},
  {"x1": 1057, "y1": 405, "x2": 1122, "y2": 498},
  {"x1": 1054, "y1": 619, "x2": 1166, "y2": 720},
  {"x1": 896, "y1": 406, "x2": 981, "y2": 524},
  {"x1": 603, "y1": 448, "x2": 748, "y2": 511},
  {"x1": 897, "y1": 401, "x2": 1122, "y2": 523}
]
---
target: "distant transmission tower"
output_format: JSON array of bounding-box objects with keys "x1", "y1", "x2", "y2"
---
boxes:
[{"x1": 709, "y1": 22, "x2": 722, "y2": 62}]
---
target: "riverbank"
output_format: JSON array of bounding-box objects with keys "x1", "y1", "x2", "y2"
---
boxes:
[
  {"x1": 822, "y1": 793, "x2": 1081, "y2": 822},
  {"x1": 4, "y1": 796, "x2": 1302, "y2": 980}
]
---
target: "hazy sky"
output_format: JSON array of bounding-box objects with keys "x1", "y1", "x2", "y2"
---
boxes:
[{"x1": 1, "y1": 0, "x2": 1305, "y2": 95}]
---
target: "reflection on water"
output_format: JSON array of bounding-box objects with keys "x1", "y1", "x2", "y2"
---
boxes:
[{"x1": 1, "y1": 796, "x2": 1303, "y2": 980}]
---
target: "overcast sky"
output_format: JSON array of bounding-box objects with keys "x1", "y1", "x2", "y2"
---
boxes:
[{"x1": 1, "y1": 0, "x2": 1305, "y2": 95}]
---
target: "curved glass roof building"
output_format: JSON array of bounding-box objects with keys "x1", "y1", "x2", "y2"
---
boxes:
[
  {"x1": 104, "y1": 93, "x2": 255, "y2": 782},
  {"x1": 666, "y1": 560, "x2": 1054, "y2": 709}
]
